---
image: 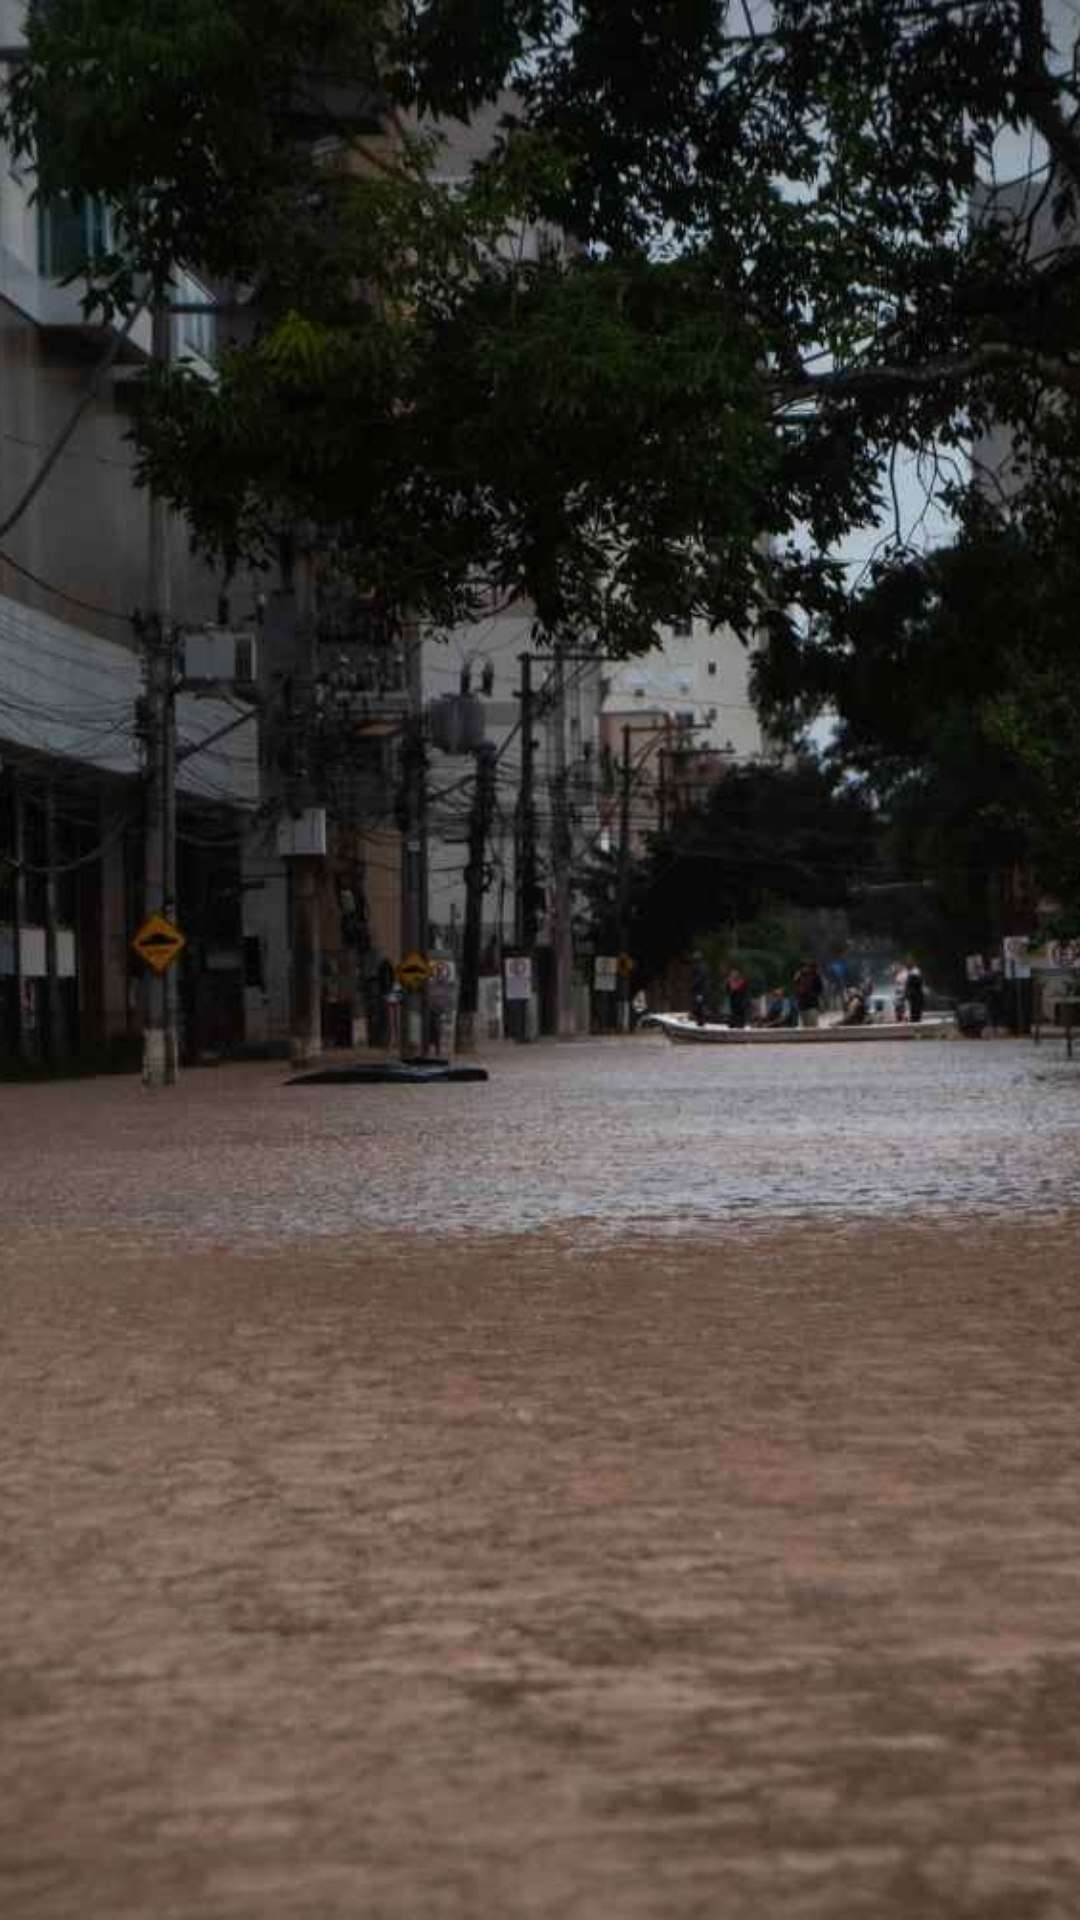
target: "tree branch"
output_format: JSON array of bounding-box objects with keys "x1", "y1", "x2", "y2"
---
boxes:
[
  {"x1": 1016, "y1": 0, "x2": 1080, "y2": 190},
  {"x1": 774, "y1": 338, "x2": 1080, "y2": 410}
]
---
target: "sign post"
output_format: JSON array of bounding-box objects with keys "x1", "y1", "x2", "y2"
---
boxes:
[
  {"x1": 395, "y1": 949, "x2": 432, "y2": 1057},
  {"x1": 428, "y1": 957, "x2": 457, "y2": 1056},
  {"x1": 1003, "y1": 936, "x2": 1032, "y2": 1034},
  {"x1": 504, "y1": 955, "x2": 533, "y2": 1041}
]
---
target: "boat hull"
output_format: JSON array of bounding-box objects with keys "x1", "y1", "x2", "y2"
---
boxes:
[{"x1": 651, "y1": 1015, "x2": 951, "y2": 1046}]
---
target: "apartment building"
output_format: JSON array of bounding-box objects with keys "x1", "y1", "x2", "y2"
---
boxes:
[
  {"x1": 598, "y1": 617, "x2": 767, "y2": 853},
  {"x1": 0, "y1": 0, "x2": 258, "y2": 1069}
]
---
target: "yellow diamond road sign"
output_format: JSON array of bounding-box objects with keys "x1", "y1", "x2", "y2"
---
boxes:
[
  {"x1": 132, "y1": 913, "x2": 186, "y2": 974},
  {"x1": 396, "y1": 949, "x2": 432, "y2": 992}
]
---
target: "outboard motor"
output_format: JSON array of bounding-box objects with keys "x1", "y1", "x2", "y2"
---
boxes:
[{"x1": 955, "y1": 1000, "x2": 988, "y2": 1038}]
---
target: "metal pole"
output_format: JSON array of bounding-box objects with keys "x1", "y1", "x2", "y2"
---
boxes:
[{"x1": 551, "y1": 638, "x2": 575, "y2": 1038}]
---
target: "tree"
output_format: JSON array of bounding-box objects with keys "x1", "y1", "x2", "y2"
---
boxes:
[
  {"x1": 398, "y1": 4, "x2": 1080, "y2": 556},
  {"x1": 0, "y1": 2, "x2": 797, "y2": 644},
  {"x1": 11, "y1": 4, "x2": 1080, "y2": 640},
  {"x1": 585, "y1": 760, "x2": 878, "y2": 982},
  {"x1": 754, "y1": 514, "x2": 1080, "y2": 961}
]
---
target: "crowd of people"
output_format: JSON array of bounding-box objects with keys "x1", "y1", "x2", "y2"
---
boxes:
[{"x1": 687, "y1": 955, "x2": 927, "y2": 1030}]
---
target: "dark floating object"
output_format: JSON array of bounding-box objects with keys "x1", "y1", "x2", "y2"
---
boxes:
[{"x1": 288, "y1": 1060, "x2": 488, "y2": 1087}]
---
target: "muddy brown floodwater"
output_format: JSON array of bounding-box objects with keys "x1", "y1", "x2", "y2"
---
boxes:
[{"x1": 3, "y1": 1036, "x2": 1080, "y2": 1918}]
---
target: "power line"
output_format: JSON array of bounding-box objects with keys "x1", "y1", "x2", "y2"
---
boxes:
[
  {"x1": 0, "y1": 547, "x2": 135, "y2": 626},
  {"x1": 0, "y1": 291, "x2": 148, "y2": 542}
]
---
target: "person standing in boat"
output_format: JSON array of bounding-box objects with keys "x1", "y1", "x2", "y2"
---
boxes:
[
  {"x1": 725, "y1": 966, "x2": 750, "y2": 1029},
  {"x1": 690, "y1": 951, "x2": 710, "y2": 1027},
  {"x1": 793, "y1": 959, "x2": 825, "y2": 1029},
  {"x1": 904, "y1": 961, "x2": 925, "y2": 1024}
]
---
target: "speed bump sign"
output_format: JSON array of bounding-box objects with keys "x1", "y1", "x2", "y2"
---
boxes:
[
  {"x1": 396, "y1": 949, "x2": 432, "y2": 992},
  {"x1": 132, "y1": 913, "x2": 186, "y2": 974}
]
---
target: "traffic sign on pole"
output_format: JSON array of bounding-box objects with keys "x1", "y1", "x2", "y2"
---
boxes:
[
  {"x1": 396, "y1": 949, "x2": 432, "y2": 993},
  {"x1": 132, "y1": 913, "x2": 186, "y2": 974}
]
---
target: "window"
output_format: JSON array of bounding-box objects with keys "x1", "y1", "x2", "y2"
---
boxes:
[
  {"x1": 670, "y1": 616, "x2": 692, "y2": 638},
  {"x1": 707, "y1": 661, "x2": 717, "y2": 677},
  {"x1": 173, "y1": 271, "x2": 216, "y2": 362},
  {"x1": 38, "y1": 195, "x2": 112, "y2": 279}
]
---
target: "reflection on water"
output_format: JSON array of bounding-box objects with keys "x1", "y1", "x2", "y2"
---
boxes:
[{"x1": 2, "y1": 1037, "x2": 1078, "y2": 1247}]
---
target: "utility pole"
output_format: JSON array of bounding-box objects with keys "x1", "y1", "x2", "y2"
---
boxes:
[
  {"x1": 514, "y1": 651, "x2": 538, "y2": 1042},
  {"x1": 162, "y1": 653, "x2": 179, "y2": 1078},
  {"x1": 43, "y1": 783, "x2": 63, "y2": 1065},
  {"x1": 550, "y1": 638, "x2": 575, "y2": 1038},
  {"x1": 11, "y1": 769, "x2": 27, "y2": 1063},
  {"x1": 289, "y1": 544, "x2": 322, "y2": 1065},
  {"x1": 399, "y1": 618, "x2": 429, "y2": 1057},
  {"x1": 141, "y1": 293, "x2": 178, "y2": 1087},
  {"x1": 617, "y1": 721, "x2": 633, "y2": 1033},
  {"x1": 456, "y1": 739, "x2": 496, "y2": 1052}
]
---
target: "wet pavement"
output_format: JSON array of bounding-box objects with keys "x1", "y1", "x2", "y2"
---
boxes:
[
  {"x1": 2, "y1": 1033, "x2": 1079, "y2": 1245},
  {"x1": 3, "y1": 1037, "x2": 1080, "y2": 1917}
]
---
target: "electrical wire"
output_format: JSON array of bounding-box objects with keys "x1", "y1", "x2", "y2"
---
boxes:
[
  {"x1": 0, "y1": 547, "x2": 135, "y2": 626},
  {"x1": 0, "y1": 807, "x2": 135, "y2": 876},
  {"x1": 0, "y1": 290, "x2": 149, "y2": 542}
]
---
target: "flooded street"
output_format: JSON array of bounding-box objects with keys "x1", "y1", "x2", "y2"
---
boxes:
[
  {"x1": 2, "y1": 1033, "x2": 1079, "y2": 1245},
  {"x1": 3, "y1": 1037, "x2": 1080, "y2": 1917}
]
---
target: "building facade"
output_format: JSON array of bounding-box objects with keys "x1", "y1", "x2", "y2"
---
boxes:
[
  {"x1": 598, "y1": 617, "x2": 767, "y2": 853},
  {"x1": 0, "y1": 0, "x2": 259, "y2": 1070}
]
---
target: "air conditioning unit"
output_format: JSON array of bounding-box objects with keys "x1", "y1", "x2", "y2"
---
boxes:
[
  {"x1": 182, "y1": 626, "x2": 257, "y2": 687},
  {"x1": 276, "y1": 807, "x2": 327, "y2": 858}
]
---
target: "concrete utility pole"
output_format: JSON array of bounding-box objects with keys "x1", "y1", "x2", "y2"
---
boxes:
[
  {"x1": 11, "y1": 770, "x2": 28, "y2": 1063},
  {"x1": 514, "y1": 651, "x2": 538, "y2": 1042},
  {"x1": 399, "y1": 619, "x2": 429, "y2": 1057},
  {"x1": 289, "y1": 546, "x2": 323, "y2": 1065},
  {"x1": 141, "y1": 295, "x2": 179, "y2": 1087},
  {"x1": 550, "y1": 638, "x2": 575, "y2": 1039},
  {"x1": 456, "y1": 739, "x2": 496, "y2": 1052},
  {"x1": 617, "y1": 722, "x2": 633, "y2": 1033},
  {"x1": 43, "y1": 783, "x2": 63, "y2": 1064}
]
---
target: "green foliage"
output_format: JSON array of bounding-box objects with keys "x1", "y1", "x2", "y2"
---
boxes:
[
  {"x1": 756, "y1": 512, "x2": 1080, "y2": 957},
  {"x1": 698, "y1": 916, "x2": 813, "y2": 999},
  {"x1": 13, "y1": 2, "x2": 1080, "y2": 655},
  {"x1": 588, "y1": 760, "x2": 879, "y2": 983},
  {"x1": 6, "y1": 0, "x2": 391, "y2": 299}
]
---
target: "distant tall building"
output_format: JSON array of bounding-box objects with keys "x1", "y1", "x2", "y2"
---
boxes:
[{"x1": 598, "y1": 618, "x2": 767, "y2": 853}]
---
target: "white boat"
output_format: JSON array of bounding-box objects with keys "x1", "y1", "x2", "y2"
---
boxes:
[{"x1": 648, "y1": 1013, "x2": 953, "y2": 1046}]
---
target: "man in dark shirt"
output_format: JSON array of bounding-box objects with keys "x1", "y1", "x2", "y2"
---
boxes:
[{"x1": 904, "y1": 963, "x2": 926, "y2": 1024}]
